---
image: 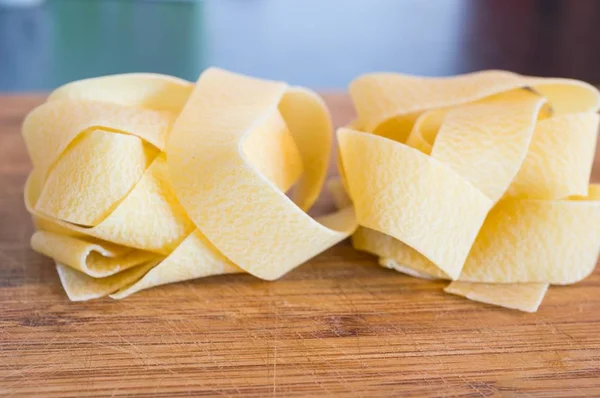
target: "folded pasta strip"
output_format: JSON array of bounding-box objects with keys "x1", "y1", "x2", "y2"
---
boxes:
[
  {"x1": 24, "y1": 69, "x2": 356, "y2": 300},
  {"x1": 336, "y1": 70, "x2": 600, "y2": 312}
]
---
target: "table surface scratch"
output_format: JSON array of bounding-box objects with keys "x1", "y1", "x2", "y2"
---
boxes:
[{"x1": 1, "y1": 94, "x2": 600, "y2": 397}]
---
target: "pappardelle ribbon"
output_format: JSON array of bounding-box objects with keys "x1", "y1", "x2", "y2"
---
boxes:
[
  {"x1": 24, "y1": 68, "x2": 356, "y2": 301},
  {"x1": 335, "y1": 70, "x2": 600, "y2": 312}
]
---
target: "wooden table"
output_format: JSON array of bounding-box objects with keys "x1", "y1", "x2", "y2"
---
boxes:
[{"x1": 1, "y1": 94, "x2": 600, "y2": 397}]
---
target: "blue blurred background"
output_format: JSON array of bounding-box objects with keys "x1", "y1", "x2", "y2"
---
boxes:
[{"x1": 1, "y1": 0, "x2": 600, "y2": 91}]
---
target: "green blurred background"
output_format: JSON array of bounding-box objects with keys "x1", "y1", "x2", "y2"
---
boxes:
[{"x1": 1, "y1": 0, "x2": 600, "y2": 91}]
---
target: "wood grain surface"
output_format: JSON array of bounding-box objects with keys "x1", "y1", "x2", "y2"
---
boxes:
[{"x1": 1, "y1": 94, "x2": 600, "y2": 397}]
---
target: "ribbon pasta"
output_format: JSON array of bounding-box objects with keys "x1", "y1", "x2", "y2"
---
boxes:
[
  {"x1": 24, "y1": 68, "x2": 356, "y2": 301},
  {"x1": 24, "y1": 67, "x2": 600, "y2": 311},
  {"x1": 336, "y1": 70, "x2": 600, "y2": 312}
]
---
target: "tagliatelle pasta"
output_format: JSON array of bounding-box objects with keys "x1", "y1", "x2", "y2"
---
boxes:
[
  {"x1": 24, "y1": 68, "x2": 356, "y2": 300},
  {"x1": 23, "y1": 67, "x2": 600, "y2": 310},
  {"x1": 336, "y1": 70, "x2": 600, "y2": 312}
]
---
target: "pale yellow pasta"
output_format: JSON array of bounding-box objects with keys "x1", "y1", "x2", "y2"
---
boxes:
[
  {"x1": 336, "y1": 70, "x2": 600, "y2": 312},
  {"x1": 24, "y1": 68, "x2": 356, "y2": 300}
]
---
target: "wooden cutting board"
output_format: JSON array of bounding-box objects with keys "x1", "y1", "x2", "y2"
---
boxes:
[{"x1": 1, "y1": 94, "x2": 600, "y2": 397}]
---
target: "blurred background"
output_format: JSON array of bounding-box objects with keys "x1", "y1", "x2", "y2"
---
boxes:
[{"x1": 1, "y1": 0, "x2": 600, "y2": 92}]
